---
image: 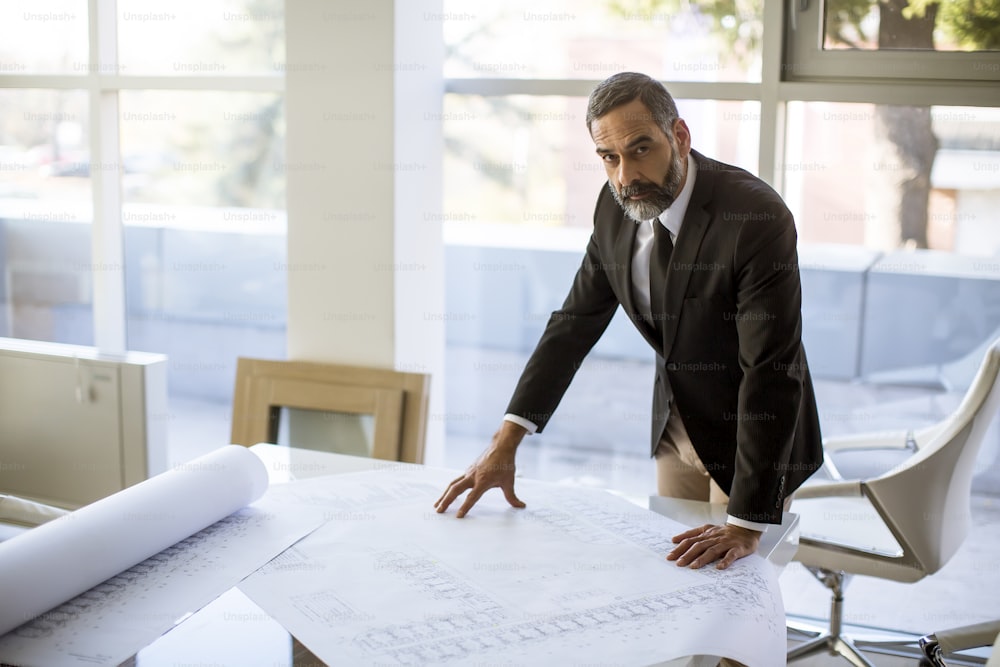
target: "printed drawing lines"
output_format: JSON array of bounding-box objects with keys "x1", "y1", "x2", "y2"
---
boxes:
[
  {"x1": 289, "y1": 589, "x2": 371, "y2": 626},
  {"x1": 351, "y1": 580, "x2": 760, "y2": 665},
  {"x1": 237, "y1": 470, "x2": 788, "y2": 667},
  {"x1": 339, "y1": 540, "x2": 777, "y2": 665},
  {"x1": 556, "y1": 494, "x2": 681, "y2": 555},
  {"x1": 373, "y1": 549, "x2": 501, "y2": 610},
  {"x1": 8, "y1": 511, "x2": 258, "y2": 646},
  {"x1": 514, "y1": 507, "x2": 622, "y2": 546}
]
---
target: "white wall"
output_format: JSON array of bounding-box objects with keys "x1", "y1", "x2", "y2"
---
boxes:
[{"x1": 285, "y1": 0, "x2": 445, "y2": 463}]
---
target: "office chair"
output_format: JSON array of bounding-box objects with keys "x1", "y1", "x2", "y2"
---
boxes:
[
  {"x1": 787, "y1": 337, "x2": 1000, "y2": 667},
  {"x1": 919, "y1": 620, "x2": 1000, "y2": 666}
]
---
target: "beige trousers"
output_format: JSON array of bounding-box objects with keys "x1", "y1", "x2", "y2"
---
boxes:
[
  {"x1": 654, "y1": 409, "x2": 729, "y2": 503},
  {"x1": 654, "y1": 410, "x2": 793, "y2": 514}
]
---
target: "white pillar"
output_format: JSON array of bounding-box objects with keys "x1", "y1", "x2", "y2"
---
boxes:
[{"x1": 285, "y1": 0, "x2": 445, "y2": 463}]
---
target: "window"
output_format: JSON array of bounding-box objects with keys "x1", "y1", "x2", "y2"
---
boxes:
[
  {"x1": 442, "y1": 94, "x2": 759, "y2": 231},
  {"x1": 0, "y1": 0, "x2": 286, "y2": 408},
  {"x1": 0, "y1": 86, "x2": 94, "y2": 344},
  {"x1": 0, "y1": 1, "x2": 88, "y2": 74},
  {"x1": 784, "y1": 102, "x2": 1000, "y2": 253},
  {"x1": 444, "y1": 0, "x2": 763, "y2": 82},
  {"x1": 442, "y1": 0, "x2": 770, "y2": 235},
  {"x1": 117, "y1": 0, "x2": 283, "y2": 75}
]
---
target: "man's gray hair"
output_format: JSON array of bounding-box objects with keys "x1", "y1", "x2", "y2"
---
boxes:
[{"x1": 586, "y1": 72, "x2": 679, "y2": 138}]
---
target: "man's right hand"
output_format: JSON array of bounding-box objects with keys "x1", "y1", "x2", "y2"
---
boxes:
[{"x1": 434, "y1": 421, "x2": 527, "y2": 518}]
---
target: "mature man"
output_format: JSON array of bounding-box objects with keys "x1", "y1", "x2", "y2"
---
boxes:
[{"x1": 435, "y1": 72, "x2": 823, "y2": 570}]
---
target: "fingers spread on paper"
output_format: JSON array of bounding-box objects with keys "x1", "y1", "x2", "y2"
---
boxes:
[
  {"x1": 666, "y1": 523, "x2": 760, "y2": 570},
  {"x1": 433, "y1": 456, "x2": 525, "y2": 518}
]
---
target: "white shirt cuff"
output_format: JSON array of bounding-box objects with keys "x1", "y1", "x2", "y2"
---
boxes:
[
  {"x1": 503, "y1": 413, "x2": 538, "y2": 434},
  {"x1": 726, "y1": 515, "x2": 769, "y2": 532}
]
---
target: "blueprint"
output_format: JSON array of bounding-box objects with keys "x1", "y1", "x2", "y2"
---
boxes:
[
  {"x1": 241, "y1": 468, "x2": 786, "y2": 666},
  {"x1": 0, "y1": 447, "x2": 325, "y2": 667}
]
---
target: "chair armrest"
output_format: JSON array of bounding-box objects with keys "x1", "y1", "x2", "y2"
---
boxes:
[
  {"x1": 792, "y1": 480, "x2": 863, "y2": 500},
  {"x1": 822, "y1": 429, "x2": 914, "y2": 454},
  {"x1": 937, "y1": 620, "x2": 1000, "y2": 655}
]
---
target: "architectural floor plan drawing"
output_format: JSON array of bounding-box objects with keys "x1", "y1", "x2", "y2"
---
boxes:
[
  {"x1": 0, "y1": 500, "x2": 323, "y2": 667},
  {"x1": 241, "y1": 469, "x2": 787, "y2": 666},
  {"x1": 0, "y1": 447, "x2": 325, "y2": 667}
]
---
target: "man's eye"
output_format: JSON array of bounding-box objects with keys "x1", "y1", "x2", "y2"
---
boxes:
[
  {"x1": 635, "y1": 146, "x2": 649, "y2": 155},
  {"x1": 602, "y1": 154, "x2": 618, "y2": 163}
]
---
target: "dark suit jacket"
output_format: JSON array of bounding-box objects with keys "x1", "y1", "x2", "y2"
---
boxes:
[{"x1": 506, "y1": 150, "x2": 823, "y2": 524}]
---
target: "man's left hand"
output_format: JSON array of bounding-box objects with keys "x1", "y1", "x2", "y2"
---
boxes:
[{"x1": 667, "y1": 524, "x2": 761, "y2": 570}]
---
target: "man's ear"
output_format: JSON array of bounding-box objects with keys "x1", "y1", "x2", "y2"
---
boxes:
[{"x1": 672, "y1": 118, "x2": 692, "y2": 157}]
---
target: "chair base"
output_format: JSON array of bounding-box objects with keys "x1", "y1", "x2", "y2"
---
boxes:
[
  {"x1": 788, "y1": 632, "x2": 877, "y2": 667},
  {"x1": 787, "y1": 567, "x2": 922, "y2": 666},
  {"x1": 787, "y1": 622, "x2": 989, "y2": 667}
]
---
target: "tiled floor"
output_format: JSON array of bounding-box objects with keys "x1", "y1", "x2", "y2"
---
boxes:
[{"x1": 167, "y1": 352, "x2": 1000, "y2": 666}]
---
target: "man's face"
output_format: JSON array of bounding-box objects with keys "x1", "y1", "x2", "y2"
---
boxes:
[{"x1": 590, "y1": 98, "x2": 691, "y2": 223}]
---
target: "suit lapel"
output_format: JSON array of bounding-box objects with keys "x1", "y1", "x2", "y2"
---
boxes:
[{"x1": 656, "y1": 152, "x2": 714, "y2": 360}]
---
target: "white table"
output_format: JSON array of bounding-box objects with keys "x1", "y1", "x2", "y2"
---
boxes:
[{"x1": 127, "y1": 444, "x2": 800, "y2": 666}]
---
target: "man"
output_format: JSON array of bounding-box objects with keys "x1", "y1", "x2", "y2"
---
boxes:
[{"x1": 435, "y1": 72, "x2": 823, "y2": 571}]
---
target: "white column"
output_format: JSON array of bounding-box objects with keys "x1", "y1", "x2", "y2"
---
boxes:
[{"x1": 284, "y1": 0, "x2": 445, "y2": 462}]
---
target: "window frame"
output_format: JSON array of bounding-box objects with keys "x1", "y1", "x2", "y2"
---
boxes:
[{"x1": 784, "y1": 0, "x2": 1000, "y2": 84}]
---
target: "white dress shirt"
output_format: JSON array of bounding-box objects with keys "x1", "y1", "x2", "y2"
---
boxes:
[{"x1": 630, "y1": 154, "x2": 696, "y2": 315}]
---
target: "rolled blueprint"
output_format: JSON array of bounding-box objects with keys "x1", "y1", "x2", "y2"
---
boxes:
[{"x1": 0, "y1": 445, "x2": 268, "y2": 636}]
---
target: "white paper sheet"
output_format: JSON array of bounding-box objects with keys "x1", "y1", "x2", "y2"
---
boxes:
[
  {"x1": 242, "y1": 467, "x2": 787, "y2": 666},
  {"x1": 0, "y1": 445, "x2": 324, "y2": 667}
]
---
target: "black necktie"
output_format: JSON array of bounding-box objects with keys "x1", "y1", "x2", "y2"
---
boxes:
[{"x1": 648, "y1": 222, "x2": 674, "y2": 335}]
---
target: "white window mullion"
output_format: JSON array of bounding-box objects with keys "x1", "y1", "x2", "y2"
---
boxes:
[
  {"x1": 89, "y1": 0, "x2": 126, "y2": 355},
  {"x1": 758, "y1": 0, "x2": 784, "y2": 191}
]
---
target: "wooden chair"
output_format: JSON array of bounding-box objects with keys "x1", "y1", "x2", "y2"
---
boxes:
[{"x1": 230, "y1": 357, "x2": 430, "y2": 464}]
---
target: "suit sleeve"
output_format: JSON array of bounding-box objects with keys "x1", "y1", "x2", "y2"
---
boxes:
[
  {"x1": 505, "y1": 231, "x2": 620, "y2": 433},
  {"x1": 727, "y1": 201, "x2": 807, "y2": 523}
]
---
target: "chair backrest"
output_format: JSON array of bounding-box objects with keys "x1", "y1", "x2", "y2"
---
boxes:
[
  {"x1": 230, "y1": 357, "x2": 430, "y2": 463},
  {"x1": 864, "y1": 338, "x2": 1000, "y2": 574}
]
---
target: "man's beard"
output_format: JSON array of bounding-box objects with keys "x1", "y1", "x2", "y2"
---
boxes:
[{"x1": 610, "y1": 150, "x2": 685, "y2": 223}]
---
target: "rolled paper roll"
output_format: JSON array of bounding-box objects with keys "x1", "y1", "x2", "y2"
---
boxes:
[{"x1": 0, "y1": 445, "x2": 268, "y2": 637}]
